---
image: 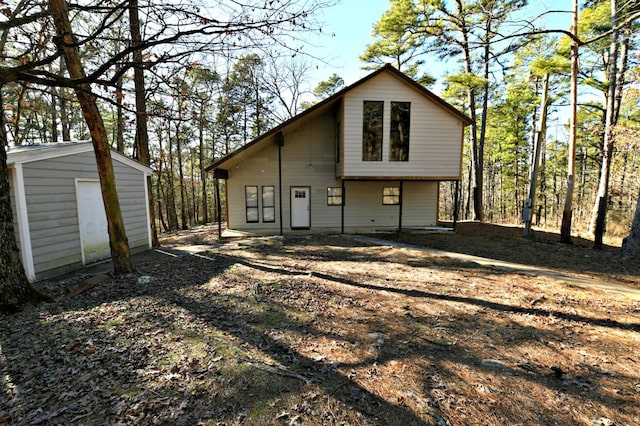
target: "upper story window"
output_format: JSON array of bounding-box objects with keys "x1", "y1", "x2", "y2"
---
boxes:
[
  {"x1": 390, "y1": 102, "x2": 410, "y2": 161},
  {"x1": 362, "y1": 101, "x2": 383, "y2": 161}
]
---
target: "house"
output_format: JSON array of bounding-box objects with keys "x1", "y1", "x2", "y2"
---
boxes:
[
  {"x1": 7, "y1": 142, "x2": 153, "y2": 281},
  {"x1": 206, "y1": 64, "x2": 471, "y2": 235}
]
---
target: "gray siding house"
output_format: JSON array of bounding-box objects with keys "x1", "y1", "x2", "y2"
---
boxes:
[
  {"x1": 7, "y1": 142, "x2": 152, "y2": 281},
  {"x1": 207, "y1": 65, "x2": 471, "y2": 234}
]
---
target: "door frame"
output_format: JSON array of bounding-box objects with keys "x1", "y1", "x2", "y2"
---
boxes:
[{"x1": 290, "y1": 186, "x2": 311, "y2": 230}]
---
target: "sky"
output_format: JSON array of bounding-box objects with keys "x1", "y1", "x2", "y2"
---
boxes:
[
  {"x1": 305, "y1": 0, "x2": 391, "y2": 88},
  {"x1": 302, "y1": 0, "x2": 575, "y2": 96}
]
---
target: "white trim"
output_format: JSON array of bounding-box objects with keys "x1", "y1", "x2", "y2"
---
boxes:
[
  {"x1": 12, "y1": 164, "x2": 36, "y2": 281},
  {"x1": 143, "y1": 175, "x2": 152, "y2": 248},
  {"x1": 112, "y1": 154, "x2": 153, "y2": 176},
  {"x1": 290, "y1": 186, "x2": 311, "y2": 228}
]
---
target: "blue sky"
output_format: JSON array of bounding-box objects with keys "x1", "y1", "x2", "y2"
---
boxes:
[
  {"x1": 306, "y1": 0, "x2": 390, "y2": 87},
  {"x1": 302, "y1": 1, "x2": 574, "y2": 96}
]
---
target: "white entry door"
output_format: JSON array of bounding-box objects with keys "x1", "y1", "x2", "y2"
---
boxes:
[
  {"x1": 291, "y1": 186, "x2": 310, "y2": 229},
  {"x1": 76, "y1": 180, "x2": 111, "y2": 264}
]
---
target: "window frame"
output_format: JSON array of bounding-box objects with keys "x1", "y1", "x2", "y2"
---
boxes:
[
  {"x1": 245, "y1": 186, "x2": 259, "y2": 223},
  {"x1": 362, "y1": 100, "x2": 384, "y2": 161},
  {"x1": 262, "y1": 185, "x2": 275, "y2": 223},
  {"x1": 389, "y1": 101, "x2": 411, "y2": 161},
  {"x1": 382, "y1": 186, "x2": 400, "y2": 206},
  {"x1": 327, "y1": 187, "x2": 343, "y2": 206}
]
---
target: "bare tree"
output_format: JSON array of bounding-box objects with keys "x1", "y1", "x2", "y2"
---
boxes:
[
  {"x1": 0, "y1": 0, "x2": 335, "y2": 309},
  {"x1": 50, "y1": 0, "x2": 135, "y2": 274}
]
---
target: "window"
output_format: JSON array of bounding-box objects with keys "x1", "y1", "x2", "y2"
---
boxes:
[
  {"x1": 262, "y1": 186, "x2": 275, "y2": 222},
  {"x1": 327, "y1": 187, "x2": 343, "y2": 206},
  {"x1": 390, "y1": 102, "x2": 410, "y2": 161},
  {"x1": 383, "y1": 187, "x2": 400, "y2": 205},
  {"x1": 362, "y1": 101, "x2": 383, "y2": 161},
  {"x1": 245, "y1": 186, "x2": 259, "y2": 223}
]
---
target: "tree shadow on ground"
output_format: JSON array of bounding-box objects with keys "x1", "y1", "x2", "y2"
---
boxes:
[
  {"x1": 2, "y1": 237, "x2": 638, "y2": 424},
  {"x1": 371, "y1": 222, "x2": 640, "y2": 283}
]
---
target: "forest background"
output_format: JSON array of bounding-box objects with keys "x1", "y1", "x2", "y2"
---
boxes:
[{"x1": 2, "y1": 0, "x2": 640, "y2": 276}]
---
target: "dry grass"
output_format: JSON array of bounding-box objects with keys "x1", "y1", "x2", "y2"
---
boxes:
[{"x1": 1, "y1": 223, "x2": 639, "y2": 425}]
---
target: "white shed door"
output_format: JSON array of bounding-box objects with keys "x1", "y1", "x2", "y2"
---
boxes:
[
  {"x1": 76, "y1": 180, "x2": 111, "y2": 264},
  {"x1": 291, "y1": 187, "x2": 310, "y2": 229}
]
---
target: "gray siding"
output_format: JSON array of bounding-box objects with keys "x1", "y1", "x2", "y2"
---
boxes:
[
  {"x1": 112, "y1": 159, "x2": 149, "y2": 248},
  {"x1": 20, "y1": 151, "x2": 149, "y2": 277}
]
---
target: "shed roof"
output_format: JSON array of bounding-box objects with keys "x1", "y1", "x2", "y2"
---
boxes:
[
  {"x1": 206, "y1": 64, "x2": 471, "y2": 173},
  {"x1": 7, "y1": 141, "x2": 153, "y2": 175}
]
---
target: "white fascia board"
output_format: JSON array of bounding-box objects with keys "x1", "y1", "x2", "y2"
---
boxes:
[{"x1": 112, "y1": 152, "x2": 153, "y2": 175}]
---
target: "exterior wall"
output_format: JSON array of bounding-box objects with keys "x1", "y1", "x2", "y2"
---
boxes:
[
  {"x1": 226, "y1": 111, "x2": 342, "y2": 233},
  {"x1": 342, "y1": 181, "x2": 438, "y2": 231},
  {"x1": 344, "y1": 181, "x2": 399, "y2": 230},
  {"x1": 112, "y1": 159, "x2": 150, "y2": 249},
  {"x1": 224, "y1": 106, "x2": 442, "y2": 234},
  {"x1": 19, "y1": 151, "x2": 149, "y2": 279},
  {"x1": 342, "y1": 72, "x2": 463, "y2": 178},
  {"x1": 225, "y1": 142, "x2": 281, "y2": 231},
  {"x1": 402, "y1": 181, "x2": 438, "y2": 227}
]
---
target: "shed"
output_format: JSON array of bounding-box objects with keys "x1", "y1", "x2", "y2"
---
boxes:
[{"x1": 7, "y1": 142, "x2": 153, "y2": 281}]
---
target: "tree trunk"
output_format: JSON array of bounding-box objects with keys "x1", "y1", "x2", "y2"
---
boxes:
[
  {"x1": 560, "y1": 0, "x2": 579, "y2": 244},
  {"x1": 59, "y1": 57, "x2": 71, "y2": 141},
  {"x1": 524, "y1": 73, "x2": 549, "y2": 237},
  {"x1": 199, "y1": 100, "x2": 209, "y2": 223},
  {"x1": 166, "y1": 126, "x2": 179, "y2": 230},
  {"x1": 0, "y1": 92, "x2": 50, "y2": 311},
  {"x1": 592, "y1": 0, "x2": 619, "y2": 250},
  {"x1": 50, "y1": 78, "x2": 59, "y2": 142},
  {"x1": 49, "y1": 0, "x2": 133, "y2": 274},
  {"x1": 621, "y1": 188, "x2": 640, "y2": 260},
  {"x1": 115, "y1": 68, "x2": 124, "y2": 152},
  {"x1": 129, "y1": 0, "x2": 158, "y2": 247},
  {"x1": 176, "y1": 126, "x2": 187, "y2": 230}
]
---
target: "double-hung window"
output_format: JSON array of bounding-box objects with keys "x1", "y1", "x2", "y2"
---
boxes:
[
  {"x1": 245, "y1": 185, "x2": 276, "y2": 223},
  {"x1": 245, "y1": 186, "x2": 259, "y2": 223},
  {"x1": 262, "y1": 186, "x2": 275, "y2": 222},
  {"x1": 327, "y1": 187, "x2": 343, "y2": 206},
  {"x1": 383, "y1": 187, "x2": 400, "y2": 205}
]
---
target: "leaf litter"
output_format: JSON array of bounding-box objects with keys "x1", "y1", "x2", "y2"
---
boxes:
[{"x1": 1, "y1": 223, "x2": 639, "y2": 425}]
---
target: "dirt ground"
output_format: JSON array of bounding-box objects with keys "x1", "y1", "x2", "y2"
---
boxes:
[{"x1": 1, "y1": 222, "x2": 639, "y2": 425}]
